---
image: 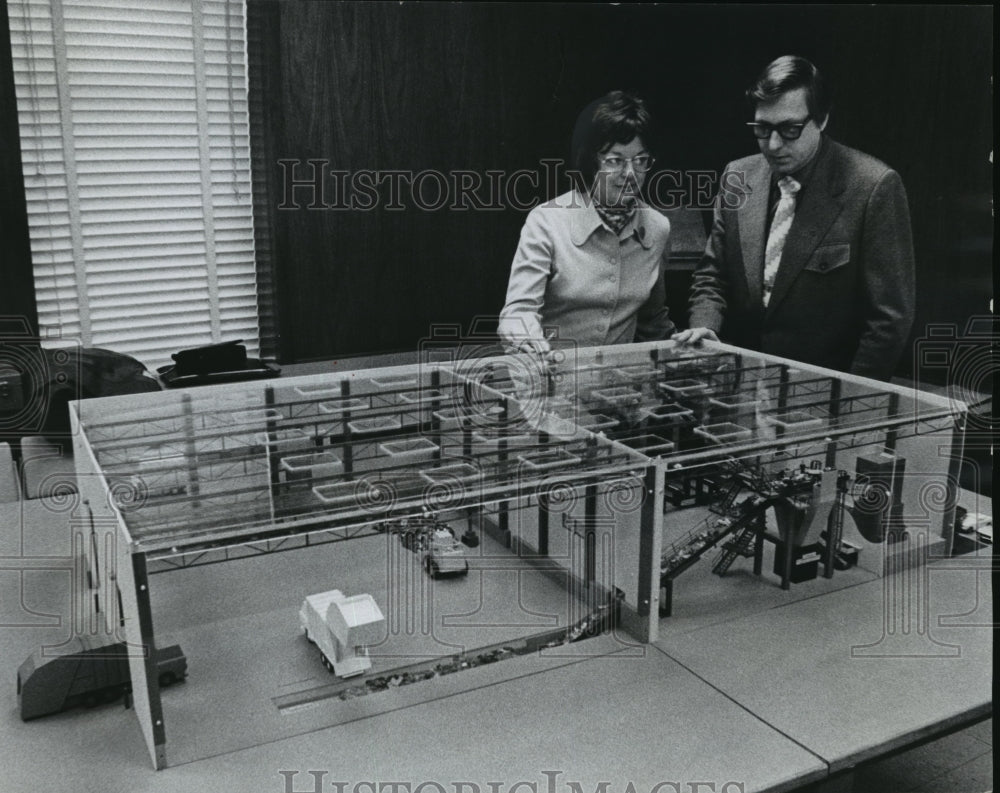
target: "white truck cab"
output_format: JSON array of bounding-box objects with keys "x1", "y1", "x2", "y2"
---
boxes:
[{"x1": 299, "y1": 590, "x2": 384, "y2": 677}]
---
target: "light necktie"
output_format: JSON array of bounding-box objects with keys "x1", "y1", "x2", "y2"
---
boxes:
[{"x1": 762, "y1": 175, "x2": 801, "y2": 307}]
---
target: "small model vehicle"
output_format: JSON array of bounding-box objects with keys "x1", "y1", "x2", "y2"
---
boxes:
[
  {"x1": 393, "y1": 516, "x2": 476, "y2": 567},
  {"x1": 17, "y1": 636, "x2": 187, "y2": 721},
  {"x1": 422, "y1": 526, "x2": 469, "y2": 578},
  {"x1": 959, "y1": 512, "x2": 992, "y2": 543},
  {"x1": 299, "y1": 589, "x2": 384, "y2": 678},
  {"x1": 399, "y1": 523, "x2": 427, "y2": 551}
]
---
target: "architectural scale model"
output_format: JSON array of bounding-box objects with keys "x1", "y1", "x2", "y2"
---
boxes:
[{"x1": 63, "y1": 339, "x2": 965, "y2": 768}]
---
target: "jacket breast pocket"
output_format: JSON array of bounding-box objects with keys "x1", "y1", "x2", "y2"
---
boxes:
[{"x1": 804, "y1": 243, "x2": 850, "y2": 274}]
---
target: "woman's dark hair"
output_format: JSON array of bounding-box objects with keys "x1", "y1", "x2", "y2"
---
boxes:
[
  {"x1": 570, "y1": 91, "x2": 652, "y2": 192},
  {"x1": 746, "y1": 55, "x2": 832, "y2": 123}
]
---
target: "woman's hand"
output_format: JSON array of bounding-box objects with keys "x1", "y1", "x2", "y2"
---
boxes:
[
  {"x1": 672, "y1": 327, "x2": 719, "y2": 345},
  {"x1": 516, "y1": 337, "x2": 552, "y2": 356}
]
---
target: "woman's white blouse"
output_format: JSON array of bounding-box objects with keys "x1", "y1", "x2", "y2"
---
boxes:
[{"x1": 499, "y1": 190, "x2": 673, "y2": 349}]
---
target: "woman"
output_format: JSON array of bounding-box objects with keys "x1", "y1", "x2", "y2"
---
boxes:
[{"x1": 498, "y1": 91, "x2": 674, "y2": 354}]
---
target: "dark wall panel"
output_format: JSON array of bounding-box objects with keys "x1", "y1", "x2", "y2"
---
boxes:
[
  {"x1": 0, "y1": 1, "x2": 39, "y2": 333},
  {"x1": 248, "y1": 3, "x2": 992, "y2": 372}
]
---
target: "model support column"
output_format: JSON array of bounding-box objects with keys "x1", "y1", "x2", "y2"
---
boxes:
[
  {"x1": 537, "y1": 428, "x2": 550, "y2": 557},
  {"x1": 824, "y1": 484, "x2": 846, "y2": 579},
  {"x1": 824, "y1": 437, "x2": 838, "y2": 471},
  {"x1": 429, "y1": 366, "x2": 441, "y2": 435},
  {"x1": 584, "y1": 484, "x2": 597, "y2": 586},
  {"x1": 777, "y1": 364, "x2": 790, "y2": 411},
  {"x1": 827, "y1": 377, "x2": 842, "y2": 430},
  {"x1": 884, "y1": 392, "x2": 900, "y2": 453},
  {"x1": 780, "y1": 515, "x2": 793, "y2": 591},
  {"x1": 659, "y1": 577, "x2": 673, "y2": 618},
  {"x1": 497, "y1": 396, "x2": 510, "y2": 546},
  {"x1": 117, "y1": 542, "x2": 168, "y2": 769},
  {"x1": 339, "y1": 379, "x2": 354, "y2": 479},
  {"x1": 775, "y1": 364, "x2": 790, "y2": 444},
  {"x1": 180, "y1": 394, "x2": 200, "y2": 506},
  {"x1": 635, "y1": 464, "x2": 663, "y2": 642},
  {"x1": 461, "y1": 418, "x2": 471, "y2": 459},
  {"x1": 537, "y1": 490, "x2": 550, "y2": 556},
  {"x1": 433, "y1": 382, "x2": 446, "y2": 462},
  {"x1": 265, "y1": 385, "x2": 280, "y2": 491},
  {"x1": 134, "y1": 553, "x2": 166, "y2": 764},
  {"x1": 753, "y1": 516, "x2": 765, "y2": 576},
  {"x1": 823, "y1": 438, "x2": 840, "y2": 578},
  {"x1": 942, "y1": 412, "x2": 967, "y2": 556}
]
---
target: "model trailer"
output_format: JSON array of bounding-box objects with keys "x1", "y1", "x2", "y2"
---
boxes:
[
  {"x1": 17, "y1": 636, "x2": 186, "y2": 721},
  {"x1": 299, "y1": 590, "x2": 385, "y2": 678}
]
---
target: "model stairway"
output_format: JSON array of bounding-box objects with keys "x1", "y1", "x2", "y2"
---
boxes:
[
  {"x1": 662, "y1": 487, "x2": 777, "y2": 581},
  {"x1": 711, "y1": 464, "x2": 827, "y2": 576},
  {"x1": 712, "y1": 522, "x2": 759, "y2": 576},
  {"x1": 661, "y1": 475, "x2": 755, "y2": 580},
  {"x1": 709, "y1": 477, "x2": 742, "y2": 515},
  {"x1": 660, "y1": 460, "x2": 808, "y2": 583}
]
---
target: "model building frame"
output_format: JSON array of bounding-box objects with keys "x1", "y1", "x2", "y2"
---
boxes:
[{"x1": 68, "y1": 339, "x2": 965, "y2": 769}]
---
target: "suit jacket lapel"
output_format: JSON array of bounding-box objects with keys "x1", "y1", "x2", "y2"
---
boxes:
[
  {"x1": 765, "y1": 140, "x2": 846, "y2": 315},
  {"x1": 739, "y1": 158, "x2": 771, "y2": 306}
]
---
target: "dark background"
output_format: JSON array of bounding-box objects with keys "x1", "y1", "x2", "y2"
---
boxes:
[
  {"x1": 245, "y1": 2, "x2": 993, "y2": 378},
  {"x1": 0, "y1": 2, "x2": 39, "y2": 334},
  {"x1": 3, "y1": 3, "x2": 993, "y2": 383}
]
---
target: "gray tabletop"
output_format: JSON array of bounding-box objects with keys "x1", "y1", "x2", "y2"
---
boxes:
[{"x1": 1, "y1": 494, "x2": 990, "y2": 792}]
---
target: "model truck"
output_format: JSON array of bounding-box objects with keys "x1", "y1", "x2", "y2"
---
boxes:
[
  {"x1": 423, "y1": 526, "x2": 469, "y2": 578},
  {"x1": 299, "y1": 590, "x2": 384, "y2": 677},
  {"x1": 17, "y1": 635, "x2": 187, "y2": 720}
]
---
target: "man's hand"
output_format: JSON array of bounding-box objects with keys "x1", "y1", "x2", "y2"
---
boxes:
[{"x1": 672, "y1": 327, "x2": 719, "y2": 345}]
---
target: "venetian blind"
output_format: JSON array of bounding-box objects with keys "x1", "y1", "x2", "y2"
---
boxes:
[{"x1": 7, "y1": 0, "x2": 259, "y2": 369}]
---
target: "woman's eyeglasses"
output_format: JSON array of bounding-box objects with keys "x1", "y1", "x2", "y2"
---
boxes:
[{"x1": 598, "y1": 154, "x2": 655, "y2": 173}]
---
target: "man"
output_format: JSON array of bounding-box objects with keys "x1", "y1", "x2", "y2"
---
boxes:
[{"x1": 675, "y1": 56, "x2": 915, "y2": 381}]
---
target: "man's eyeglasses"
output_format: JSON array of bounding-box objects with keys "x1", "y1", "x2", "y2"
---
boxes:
[
  {"x1": 598, "y1": 154, "x2": 655, "y2": 172},
  {"x1": 746, "y1": 116, "x2": 812, "y2": 141}
]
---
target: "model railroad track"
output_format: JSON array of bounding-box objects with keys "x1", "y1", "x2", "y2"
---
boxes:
[{"x1": 273, "y1": 599, "x2": 620, "y2": 711}]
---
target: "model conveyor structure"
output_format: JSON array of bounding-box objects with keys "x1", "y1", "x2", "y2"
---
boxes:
[
  {"x1": 659, "y1": 462, "x2": 775, "y2": 580},
  {"x1": 67, "y1": 339, "x2": 966, "y2": 769},
  {"x1": 659, "y1": 458, "x2": 833, "y2": 580}
]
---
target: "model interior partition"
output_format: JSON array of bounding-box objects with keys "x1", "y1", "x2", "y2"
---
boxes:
[{"x1": 68, "y1": 340, "x2": 964, "y2": 768}]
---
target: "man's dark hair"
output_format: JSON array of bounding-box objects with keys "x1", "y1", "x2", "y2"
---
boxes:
[
  {"x1": 570, "y1": 90, "x2": 652, "y2": 192},
  {"x1": 746, "y1": 55, "x2": 831, "y2": 122}
]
